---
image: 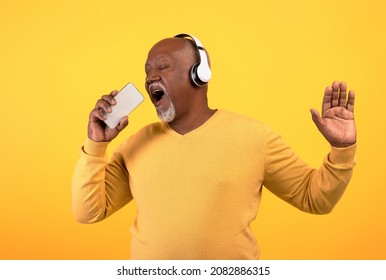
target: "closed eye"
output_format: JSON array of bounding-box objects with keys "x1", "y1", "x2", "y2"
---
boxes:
[{"x1": 158, "y1": 65, "x2": 169, "y2": 70}]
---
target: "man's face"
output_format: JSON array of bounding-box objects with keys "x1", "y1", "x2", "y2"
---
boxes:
[{"x1": 145, "y1": 39, "x2": 194, "y2": 122}]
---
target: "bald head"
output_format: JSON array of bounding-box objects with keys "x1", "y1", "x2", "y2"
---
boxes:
[{"x1": 147, "y1": 37, "x2": 199, "y2": 69}]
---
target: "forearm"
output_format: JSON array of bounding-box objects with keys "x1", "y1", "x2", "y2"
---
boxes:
[
  {"x1": 306, "y1": 144, "x2": 356, "y2": 213},
  {"x1": 71, "y1": 139, "x2": 132, "y2": 223},
  {"x1": 263, "y1": 128, "x2": 357, "y2": 214}
]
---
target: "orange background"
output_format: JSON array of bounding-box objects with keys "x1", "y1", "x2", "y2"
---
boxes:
[{"x1": 1, "y1": 0, "x2": 385, "y2": 259}]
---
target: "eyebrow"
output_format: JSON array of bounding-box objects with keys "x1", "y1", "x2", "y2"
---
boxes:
[{"x1": 145, "y1": 56, "x2": 172, "y2": 66}]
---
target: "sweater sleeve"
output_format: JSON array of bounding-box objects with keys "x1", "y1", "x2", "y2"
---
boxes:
[
  {"x1": 71, "y1": 138, "x2": 133, "y2": 223},
  {"x1": 262, "y1": 127, "x2": 356, "y2": 214}
]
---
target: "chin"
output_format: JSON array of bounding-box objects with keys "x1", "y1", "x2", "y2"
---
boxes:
[{"x1": 156, "y1": 104, "x2": 176, "y2": 122}]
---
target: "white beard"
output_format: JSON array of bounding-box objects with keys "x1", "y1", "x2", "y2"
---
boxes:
[{"x1": 156, "y1": 94, "x2": 176, "y2": 122}]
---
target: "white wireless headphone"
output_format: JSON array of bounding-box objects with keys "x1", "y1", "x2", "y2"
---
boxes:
[{"x1": 174, "y1": 33, "x2": 212, "y2": 87}]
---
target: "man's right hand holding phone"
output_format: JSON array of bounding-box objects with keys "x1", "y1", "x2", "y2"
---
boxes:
[{"x1": 88, "y1": 90, "x2": 129, "y2": 143}]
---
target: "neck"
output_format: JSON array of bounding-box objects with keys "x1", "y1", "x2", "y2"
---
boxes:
[{"x1": 168, "y1": 106, "x2": 217, "y2": 135}]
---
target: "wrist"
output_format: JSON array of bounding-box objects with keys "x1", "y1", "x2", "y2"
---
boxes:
[
  {"x1": 329, "y1": 143, "x2": 357, "y2": 165},
  {"x1": 84, "y1": 138, "x2": 109, "y2": 157},
  {"x1": 331, "y1": 141, "x2": 356, "y2": 148}
]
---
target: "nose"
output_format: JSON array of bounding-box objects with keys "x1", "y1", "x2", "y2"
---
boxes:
[{"x1": 145, "y1": 71, "x2": 161, "y2": 85}]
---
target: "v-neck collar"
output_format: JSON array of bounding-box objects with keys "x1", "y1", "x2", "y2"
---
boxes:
[{"x1": 162, "y1": 109, "x2": 223, "y2": 139}]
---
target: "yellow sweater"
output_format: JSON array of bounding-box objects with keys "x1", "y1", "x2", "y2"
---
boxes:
[{"x1": 72, "y1": 109, "x2": 356, "y2": 259}]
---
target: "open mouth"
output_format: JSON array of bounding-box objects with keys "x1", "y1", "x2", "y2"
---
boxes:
[
  {"x1": 152, "y1": 90, "x2": 165, "y2": 102},
  {"x1": 148, "y1": 83, "x2": 167, "y2": 105}
]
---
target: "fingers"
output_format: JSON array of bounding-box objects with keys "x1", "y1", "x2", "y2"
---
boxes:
[
  {"x1": 87, "y1": 90, "x2": 129, "y2": 142},
  {"x1": 347, "y1": 90, "x2": 355, "y2": 113},
  {"x1": 322, "y1": 86, "x2": 333, "y2": 114},
  {"x1": 338, "y1": 81, "x2": 347, "y2": 107},
  {"x1": 331, "y1": 81, "x2": 340, "y2": 107},
  {"x1": 95, "y1": 90, "x2": 118, "y2": 112},
  {"x1": 89, "y1": 107, "x2": 106, "y2": 122},
  {"x1": 322, "y1": 81, "x2": 353, "y2": 114},
  {"x1": 90, "y1": 90, "x2": 118, "y2": 121}
]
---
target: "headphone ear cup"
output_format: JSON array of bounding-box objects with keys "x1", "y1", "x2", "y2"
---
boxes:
[{"x1": 190, "y1": 63, "x2": 205, "y2": 87}]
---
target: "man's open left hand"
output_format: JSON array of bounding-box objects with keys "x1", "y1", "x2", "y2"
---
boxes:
[{"x1": 310, "y1": 81, "x2": 356, "y2": 148}]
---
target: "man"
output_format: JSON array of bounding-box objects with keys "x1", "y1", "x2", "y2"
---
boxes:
[{"x1": 72, "y1": 34, "x2": 356, "y2": 259}]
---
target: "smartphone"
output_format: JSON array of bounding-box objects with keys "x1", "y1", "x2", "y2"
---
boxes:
[{"x1": 103, "y1": 82, "x2": 144, "y2": 129}]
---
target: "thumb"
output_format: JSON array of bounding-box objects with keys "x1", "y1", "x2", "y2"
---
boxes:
[
  {"x1": 115, "y1": 116, "x2": 129, "y2": 132},
  {"x1": 310, "y1": 108, "x2": 324, "y2": 131}
]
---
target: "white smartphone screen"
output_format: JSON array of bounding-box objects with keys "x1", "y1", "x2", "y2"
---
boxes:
[{"x1": 103, "y1": 83, "x2": 144, "y2": 129}]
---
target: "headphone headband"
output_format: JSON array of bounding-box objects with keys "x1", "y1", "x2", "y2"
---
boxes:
[{"x1": 174, "y1": 33, "x2": 212, "y2": 87}]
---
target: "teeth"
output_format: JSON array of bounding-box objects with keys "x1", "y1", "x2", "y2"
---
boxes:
[
  {"x1": 150, "y1": 84, "x2": 158, "y2": 93},
  {"x1": 151, "y1": 90, "x2": 161, "y2": 96}
]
